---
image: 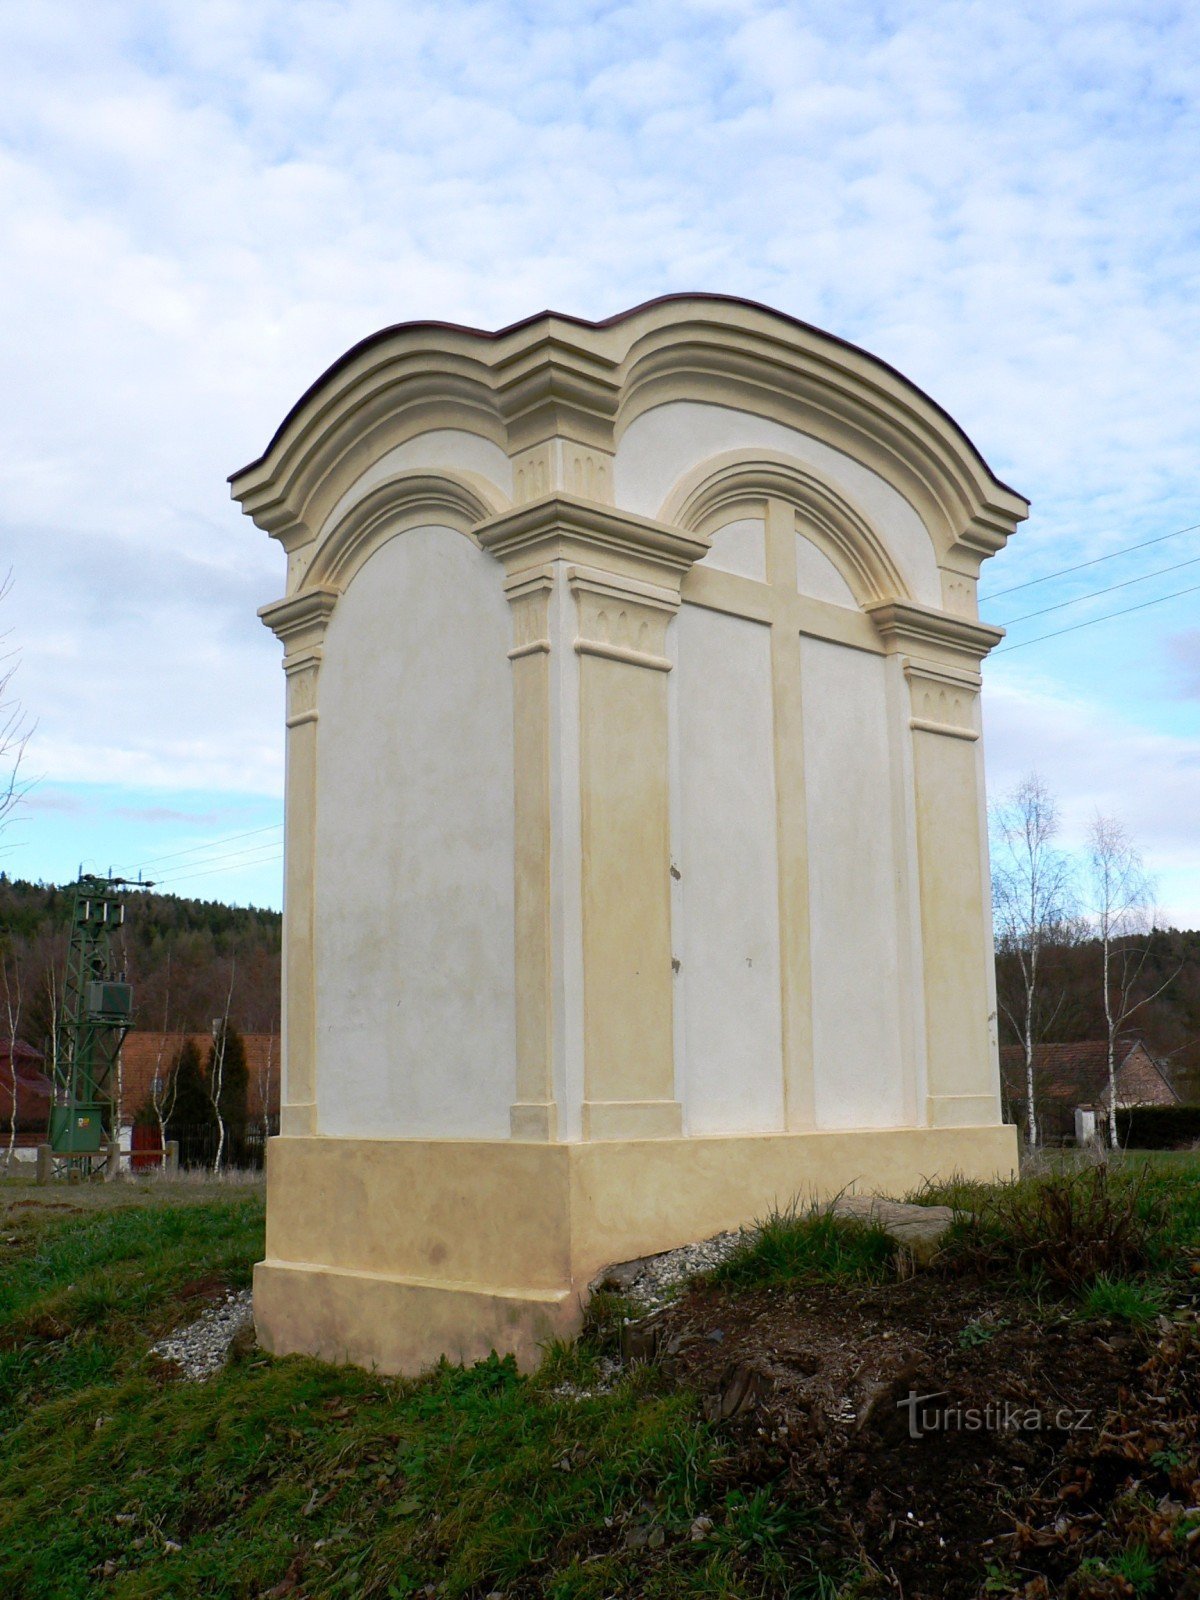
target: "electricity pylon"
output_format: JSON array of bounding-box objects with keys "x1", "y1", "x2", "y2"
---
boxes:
[{"x1": 49, "y1": 874, "x2": 139, "y2": 1168}]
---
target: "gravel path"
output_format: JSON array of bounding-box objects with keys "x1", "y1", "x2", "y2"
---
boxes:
[{"x1": 150, "y1": 1289, "x2": 254, "y2": 1381}]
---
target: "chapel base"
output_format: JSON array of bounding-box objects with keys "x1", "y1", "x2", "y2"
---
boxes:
[{"x1": 253, "y1": 1123, "x2": 1018, "y2": 1375}]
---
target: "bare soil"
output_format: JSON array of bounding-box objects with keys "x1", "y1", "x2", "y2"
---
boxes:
[{"x1": 634, "y1": 1272, "x2": 1200, "y2": 1598}]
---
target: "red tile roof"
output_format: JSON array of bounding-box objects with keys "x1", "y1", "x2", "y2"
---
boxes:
[{"x1": 998, "y1": 1039, "x2": 1176, "y2": 1108}]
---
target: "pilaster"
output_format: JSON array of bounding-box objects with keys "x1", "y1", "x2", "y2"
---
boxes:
[
  {"x1": 259, "y1": 588, "x2": 339, "y2": 1137},
  {"x1": 866, "y1": 602, "x2": 1004, "y2": 1128},
  {"x1": 480, "y1": 498, "x2": 709, "y2": 1141},
  {"x1": 764, "y1": 498, "x2": 816, "y2": 1129}
]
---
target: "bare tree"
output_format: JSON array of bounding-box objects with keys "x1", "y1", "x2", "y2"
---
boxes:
[
  {"x1": 992, "y1": 775, "x2": 1078, "y2": 1146},
  {"x1": 257, "y1": 1026, "x2": 277, "y2": 1139},
  {"x1": 0, "y1": 571, "x2": 33, "y2": 835},
  {"x1": 1, "y1": 940, "x2": 23, "y2": 1173},
  {"x1": 147, "y1": 953, "x2": 184, "y2": 1157},
  {"x1": 1086, "y1": 814, "x2": 1177, "y2": 1149},
  {"x1": 205, "y1": 959, "x2": 236, "y2": 1174}
]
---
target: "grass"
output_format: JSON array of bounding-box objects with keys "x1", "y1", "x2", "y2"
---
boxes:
[
  {"x1": 0, "y1": 1183, "x2": 852, "y2": 1600},
  {"x1": 1080, "y1": 1273, "x2": 1167, "y2": 1324},
  {"x1": 3, "y1": 1155, "x2": 1198, "y2": 1598},
  {"x1": 707, "y1": 1201, "x2": 897, "y2": 1290},
  {"x1": 0, "y1": 1185, "x2": 264, "y2": 1428}
]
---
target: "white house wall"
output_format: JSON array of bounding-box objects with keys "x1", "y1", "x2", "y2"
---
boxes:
[{"x1": 314, "y1": 524, "x2": 517, "y2": 1138}]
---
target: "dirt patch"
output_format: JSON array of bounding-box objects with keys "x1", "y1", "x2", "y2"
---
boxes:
[{"x1": 634, "y1": 1273, "x2": 1199, "y2": 1598}]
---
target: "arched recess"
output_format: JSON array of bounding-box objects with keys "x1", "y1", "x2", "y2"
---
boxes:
[
  {"x1": 659, "y1": 450, "x2": 912, "y2": 606},
  {"x1": 304, "y1": 469, "x2": 510, "y2": 593}
]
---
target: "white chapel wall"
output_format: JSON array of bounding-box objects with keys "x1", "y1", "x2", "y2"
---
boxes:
[{"x1": 313, "y1": 523, "x2": 517, "y2": 1138}]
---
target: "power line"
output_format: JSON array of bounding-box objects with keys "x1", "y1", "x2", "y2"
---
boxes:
[
  {"x1": 150, "y1": 841, "x2": 287, "y2": 888},
  {"x1": 991, "y1": 551, "x2": 1200, "y2": 626},
  {"x1": 154, "y1": 841, "x2": 285, "y2": 883},
  {"x1": 981, "y1": 519, "x2": 1200, "y2": 601},
  {"x1": 151, "y1": 853, "x2": 283, "y2": 892},
  {"x1": 993, "y1": 579, "x2": 1200, "y2": 655},
  {"x1": 122, "y1": 822, "x2": 283, "y2": 875}
]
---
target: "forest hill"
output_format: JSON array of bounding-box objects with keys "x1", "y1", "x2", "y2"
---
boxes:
[{"x1": 0, "y1": 875, "x2": 280, "y2": 1053}]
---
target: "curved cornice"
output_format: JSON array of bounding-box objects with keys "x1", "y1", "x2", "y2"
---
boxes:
[
  {"x1": 661, "y1": 450, "x2": 910, "y2": 605},
  {"x1": 230, "y1": 294, "x2": 1028, "y2": 566}
]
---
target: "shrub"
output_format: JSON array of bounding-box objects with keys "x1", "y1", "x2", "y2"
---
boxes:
[
  {"x1": 1115, "y1": 1104, "x2": 1200, "y2": 1148},
  {"x1": 944, "y1": 1164, "x2": 1160, "y2": 1291}
]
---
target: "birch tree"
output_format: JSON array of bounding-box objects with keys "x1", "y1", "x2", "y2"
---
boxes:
[
  {"x1": 992, "y1": 775, "x2": 1077, "y2": 1146},
  {"x1": 205, "y1": 959, "x2": 236, "y2": 1174},
  {"x1": 1, "y1": 941, "x2": 23, "y2": 1173},
  {"x1": 0, "y1": 571, "x2": 32, "y2": 833},
  {"x1": 147, "y1": 953, "x2": 183, "y2": 1157},
  {"x1": 1086, "y1": 814, "x2": 1176, "y2": 1148}
]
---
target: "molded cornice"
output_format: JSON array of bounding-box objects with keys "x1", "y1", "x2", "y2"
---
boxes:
[{"x1": 229, "y1": 295, "x2": 1028, "y2": 568}]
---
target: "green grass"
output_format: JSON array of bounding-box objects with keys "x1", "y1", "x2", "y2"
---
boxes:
[
  {"x1": 1076, "y1": 1544, "x2": 1160, "y2": 1596},
  {"x1": 0, "y1": 1191, "x2": 264, "y2": 1427},
  {"x1": 1080, "y1": 1273, "x2": 1167, "y2": 1324},
  {"x1": 708, "y1": 1202, "x2": 897, "y2": 1290},
  {"x1": 0, "y1": 1190, "x2": 849, "y2": 1600}
]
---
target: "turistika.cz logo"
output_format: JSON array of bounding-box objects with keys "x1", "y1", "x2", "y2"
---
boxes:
[{"x1": 897, "y1": 1390, "x2": 1094, "y2": 1441}]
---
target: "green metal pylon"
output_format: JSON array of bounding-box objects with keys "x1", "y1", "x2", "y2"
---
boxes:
[{"x1": 49, "y1": 875, "x2": 136, "y2": 1168}]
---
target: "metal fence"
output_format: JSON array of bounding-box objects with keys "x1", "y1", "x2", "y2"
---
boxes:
[{"x1": 145, "y1": 1118, "x2": 280, "y2": 1172}]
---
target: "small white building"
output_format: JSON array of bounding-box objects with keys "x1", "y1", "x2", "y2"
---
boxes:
[{"x1": 232, "y1": 295, "x2": 1027, "y2": 1373}]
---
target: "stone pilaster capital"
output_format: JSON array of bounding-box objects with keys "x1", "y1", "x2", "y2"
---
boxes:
[
  {"x1": 864, "y1": 599, "x2": 1002, "y2": 675},
  {"x1": 259, "y1": 587, "x2": 340, "y2": 666},
  {"x1": 477, "y1": 494, "x2": 710, "y2": 595}
]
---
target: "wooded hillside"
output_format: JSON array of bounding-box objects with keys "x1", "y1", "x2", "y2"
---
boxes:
[{"x1": 0, "y1": 875, "x2": 280, "y2": 1053}]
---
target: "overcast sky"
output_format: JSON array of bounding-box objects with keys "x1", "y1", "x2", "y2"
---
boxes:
[{"x1": 1, "y1": 0, "x2": 1198, "y2": 920}]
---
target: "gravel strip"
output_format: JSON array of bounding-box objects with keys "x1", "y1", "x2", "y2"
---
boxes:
[
  {"x1": 596, "y1": 1229, "x2": 744, "y2": 1312},
  {"x1": 150, "y1": 1289, "x2": 254, "y2": 1381}
]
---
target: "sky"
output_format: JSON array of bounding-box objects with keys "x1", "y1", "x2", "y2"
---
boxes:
[{"x1": 0, "y1": 0, "x2": 1198, "y2": 919}]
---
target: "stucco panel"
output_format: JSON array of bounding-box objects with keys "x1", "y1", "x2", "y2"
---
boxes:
[
  {"x1": 314, "y1": 524, "x2": 516, "y2": 1137},
  {"x1": 673, "y1": 605, "x2": 784, "y2": 1133},
  {"x1": 321, "y1": 429, "x2": 513, "y2": 539},
  {"x1": 801, "y1": 636, "x2": 907, "y2": 1129},
  {"x1": 698, "y1": 516, "x2": 767, "y2": 581}
]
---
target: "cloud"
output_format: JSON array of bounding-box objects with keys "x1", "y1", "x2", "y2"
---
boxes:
[
  {"x1": 0, "y1": 0, "x2": 1197, "y2": 896},
  {"x1": 984, "y1": 670, "x2": 1200, "y2": 926}
]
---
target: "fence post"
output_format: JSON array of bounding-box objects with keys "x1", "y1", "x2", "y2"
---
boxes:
[
  {"x1": 164, "y1": 1140, "x2": 179, "y2": 1175},
  {"x1": 105, "y1": 1137, "x2": 121, "y2": 1181},
  {"x1": 36, "y1": 1145, "x2": 53, "y2": 1185}
]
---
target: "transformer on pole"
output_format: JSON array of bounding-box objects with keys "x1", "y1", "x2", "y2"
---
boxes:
[{"x1": 49, "y1": 874, "x2": 142, "y2": 1172}]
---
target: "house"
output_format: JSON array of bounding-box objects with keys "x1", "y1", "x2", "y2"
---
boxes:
[
  {"x1": 118, "y1": 1032, "x2": 280, "y2": 1125},
  {"x1": 0, "y1": 1040, "x2": 54, "y2": 1141},
  {"x1": 999, "y1": 1039, "x2": 1178, "y2": 1143}
]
